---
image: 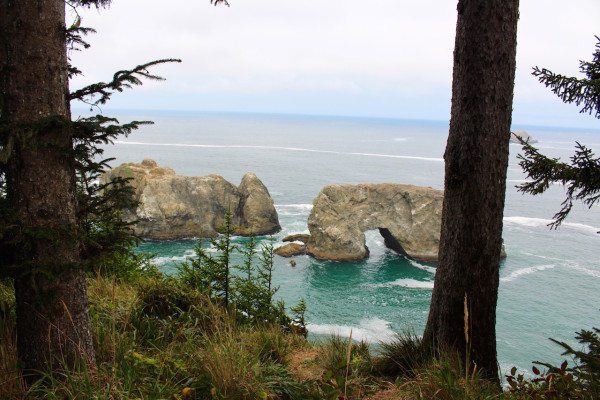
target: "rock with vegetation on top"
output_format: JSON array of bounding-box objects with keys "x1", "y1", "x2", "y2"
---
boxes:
[{"x1": 102, "y1": 159, "x2": 281, "y2": 239}]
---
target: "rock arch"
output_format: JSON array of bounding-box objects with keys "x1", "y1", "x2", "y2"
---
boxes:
[{"x1": 306, "y1": 183, "x2": 444, "y2": 261}]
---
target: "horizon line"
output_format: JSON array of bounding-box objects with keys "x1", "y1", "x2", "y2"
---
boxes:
[{"x1": 71, "y1": 106, "x2": 600, "y2": 133}]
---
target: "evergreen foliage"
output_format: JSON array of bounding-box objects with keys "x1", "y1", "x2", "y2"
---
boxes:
[
  {"x1": 178, "y1": 214, "x2": 294, "y2": 327},
  {"x1": 518, "y1": 37, "x2": 600, "y2": 227},
  {"x1": 0, "y1": 5, "x2": 181, "y2": 279},
  {"x1": 506, "y1": 324, "x2": 600, "y2": 399}
]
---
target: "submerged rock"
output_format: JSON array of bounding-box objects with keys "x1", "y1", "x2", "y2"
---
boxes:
[{"x1": 103, "y1": 159, "x2": 280, "y2": 239}]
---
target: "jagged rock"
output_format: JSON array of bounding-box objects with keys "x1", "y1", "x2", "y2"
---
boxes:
[
  {"x1": 102, "y1": 159, "x2": 280, "y2": 239},
  {"x1": 274, "y1": 243, "x2": 306, "y2": 257},
  {"x1": 282, "y1": 233, "x2": 311, "y2": 244},
  {"x1": 510, "y1": 130, "x2": 537, "y2": 144},
  {"x1": 306, "y1": 183, "x2": 443, "y2": 261},
  {"x1": 306, "y1": 183, "x2": 506, "y2": 262}
]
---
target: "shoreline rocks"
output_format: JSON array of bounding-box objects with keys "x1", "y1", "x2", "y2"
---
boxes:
[
  {"x1": 102, "y1": 159, "x2": 280, "y2": 240},
  {"x1": 274, "y1": 242, "x2": 307, "y2": 257}
]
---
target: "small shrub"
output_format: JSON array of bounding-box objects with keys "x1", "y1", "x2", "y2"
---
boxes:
[
  {"x1": 243, "y1": 325, "x2": 305, "y2": 365},
  {"x1": 375, "y1": 331, "x2": 432, "y2": 378},
  {"x1": 506, "y1": 322, "x2": 600, "y2": 400},
  {"x1": 91, "y1": 244, "x2": 160, "y2": 284},
  {"x1": 400, "y1": 352, "x2": 499, "y2": 400},
  {"x1": 197, "y1": 332, "x2": 266, "y2": 399},
  {"x1": 315, "y1": 335, "x2": 375, "y2": 399}
]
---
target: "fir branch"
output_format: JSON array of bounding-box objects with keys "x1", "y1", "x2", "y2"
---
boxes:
[
  {"x1": 66, "y1": 26, "x2": 96, "y2": 53},
  {"x1": 517, "y1": 138, "x2": 600, "y2": 229},
  {"x1": 68, "y1": 0, "x2": 113, "y2": 8},
  {"x1": 211, "y1": 0, "x2": 230, "y2": 6},
  {"x1": 532, "y1": 36, "x2": 600, "y2": 118},
  {"x1": 69, "y1": 59, "x2": 182, "y2": 106}
]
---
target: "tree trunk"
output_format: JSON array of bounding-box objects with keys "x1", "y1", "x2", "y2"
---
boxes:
[
  {"x1": 422, "y1": 0, "x2": 519, "y2": 382},
  {"x1": 0, "y1": 0, "x2": 96, "y2": 378}
]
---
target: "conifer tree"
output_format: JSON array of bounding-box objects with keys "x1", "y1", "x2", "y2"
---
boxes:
[
  {"x1": 423, "y1": 0, "x2": 519, "y2": 383},
  {"x1": 517, "y1": 37, "x2": 600, "y2": 226},
  {"x1": 0, "y1": 0, "x2": 184, "y2": 378}
]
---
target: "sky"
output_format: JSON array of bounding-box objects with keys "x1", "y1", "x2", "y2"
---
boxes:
[{"x1": 70, "y1": 0, "x2": 600, "y2": 129}]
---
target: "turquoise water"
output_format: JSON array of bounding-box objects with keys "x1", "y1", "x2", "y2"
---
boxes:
[{"x1": 100, "y1": 110, "x2": 600, "y2": 374}]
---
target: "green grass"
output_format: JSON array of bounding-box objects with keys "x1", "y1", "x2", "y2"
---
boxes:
[{"x1": 1, "y1": 271, "x2": 598, "y2": 400}]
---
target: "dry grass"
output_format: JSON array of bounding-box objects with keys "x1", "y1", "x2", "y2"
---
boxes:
[
  {"x1": 288, "y1": 347, "x2": 322, "y2": 381},
  {"x1": 0, "y1": 323, "x2": 26, "y2": 400}
]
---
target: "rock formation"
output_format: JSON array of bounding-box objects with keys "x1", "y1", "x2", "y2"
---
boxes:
[
  {"x1": 274, "y1": 233, "x2": 310, "y2": 257},
  {"x1": 306, "y1": 183, "x2": 444, "y2": 261},
  {"x1": 274, "y1": 242, "x2": 307, "y2": 257},
  {"x1": 282, "y1": 233, "x2": 310, "y2": 244},
  {"x1": 102, "y1": 159, "x2": 280, "y2": 239}
]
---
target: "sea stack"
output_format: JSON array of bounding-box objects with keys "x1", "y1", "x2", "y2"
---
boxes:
[
  {"x1": 102, "y1": 159, "x2": 281, "y2": 239},
  {"x1": 306, "y1": 183, "x2": 444, "y2": 262}
]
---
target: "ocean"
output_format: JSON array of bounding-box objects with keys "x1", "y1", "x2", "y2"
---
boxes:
[{"x1": 96, "y1": 109, "x2": 599, "y2": 375}]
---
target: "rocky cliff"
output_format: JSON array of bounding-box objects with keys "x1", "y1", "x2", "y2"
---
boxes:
[
  {"x1": 306, "y1": 183, "x2": 444, "y2": 261},
  {"x1": 103, "y1": 159, "x2": 280, "y2": 239}
]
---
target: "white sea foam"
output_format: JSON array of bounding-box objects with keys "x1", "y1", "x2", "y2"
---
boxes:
[
  {"x1": 367, "y1": 278, "x2": 434, "y2": 289},
  {"x1": 500, "y1": 264, "x2": 555, "y2": 283},
  {"x1": 114, "y1": 141, "x2": 443, "y2": 163},
  {"x1": 408, "y1": 259, "x2": 437, "y2": 274},
  {"x1": 504, "y1": 216, "x2": 600, "y2": 235},
  {"x1": 308, "y1": 317, "x2": 396, "y2": 343},
  {"x1": 275, "y1": 204, "x2": 313, "y2": 216},
  {"x1": 568, "y1": 264, "x2": 600, "y2": 278}
]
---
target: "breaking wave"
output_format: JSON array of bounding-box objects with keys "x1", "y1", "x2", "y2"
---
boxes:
[
  {"x1": 367, "y1": 278, "x2": 434, "y2": 290},
  {"x1": 500, "y1": 264, "x2": 555, "y2": 283},
  {"x1": 114, "y1": 141, "x2": 443, "y2": 163},
  {"x1": 308, "y1": 317, "x2": 396, "y2": 343},
  {"x1": 504, "y1": 216, "x2": 600, "y2": 235}
]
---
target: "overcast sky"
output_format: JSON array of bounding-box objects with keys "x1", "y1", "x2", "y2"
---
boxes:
[{"x1": 70, "y1": 0, "x2": 600, "y2": 128}]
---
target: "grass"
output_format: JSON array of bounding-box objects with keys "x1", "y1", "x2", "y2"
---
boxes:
[{"x1": 1, "y1": 272, "x2": 597, "y2": 399}]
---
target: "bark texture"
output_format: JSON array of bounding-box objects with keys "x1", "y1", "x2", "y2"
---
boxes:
[
  {"x1": 422, "y1": 0, "x2": 519, "y2": 382},
  {"x1": 0, "y1": 0, "x2": 96, "y2": 377}
]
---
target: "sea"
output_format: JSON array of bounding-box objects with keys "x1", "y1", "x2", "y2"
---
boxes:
[{"x1": 94, "y1": 109, "x2": 599, "y2": 375}]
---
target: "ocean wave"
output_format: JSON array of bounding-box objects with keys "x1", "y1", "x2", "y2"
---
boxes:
[
  {"x1": 500, "y1": 264, "x2": 555, "y2": 283},
  {"x1": 367, "y1": 278, "x2": 434, "y2": 289},
  {"x1": 568, "y1": 264, "x2": 600, "y2": 278},
  {"x1": 408, "y1": 259, "x2": 437, "y2": 274},
  {"x1": 114, "y1": 141, "x2": 443, "y2": 163},
  {"x1": 308, "y1": 317, "x2": 396, "y2": 343},
  {"x1": 504, "y1": 216, "x2": 600, "y2": 235},
  {"x1": 275, "y1": 204, "x2": 313, "y2": 216}
]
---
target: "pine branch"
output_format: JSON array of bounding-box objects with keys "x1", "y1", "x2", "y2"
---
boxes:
[
  {"x1": 532, "y1": 36, "x2": 600, "y2": 118},
  {"x1": 69, "y1": 59, "x2": 182, "y2": 106},
  {"x1": 68, "y1": 0, "x2": 113, "y2": 8},
  {"x1": 517, "y1": 138, "x2": 600, "y2": 228}
]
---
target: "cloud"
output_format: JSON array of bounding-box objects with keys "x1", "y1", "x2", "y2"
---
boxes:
[{"x1": 69, "y1": 0, "x2": 600, "y2": 127}]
